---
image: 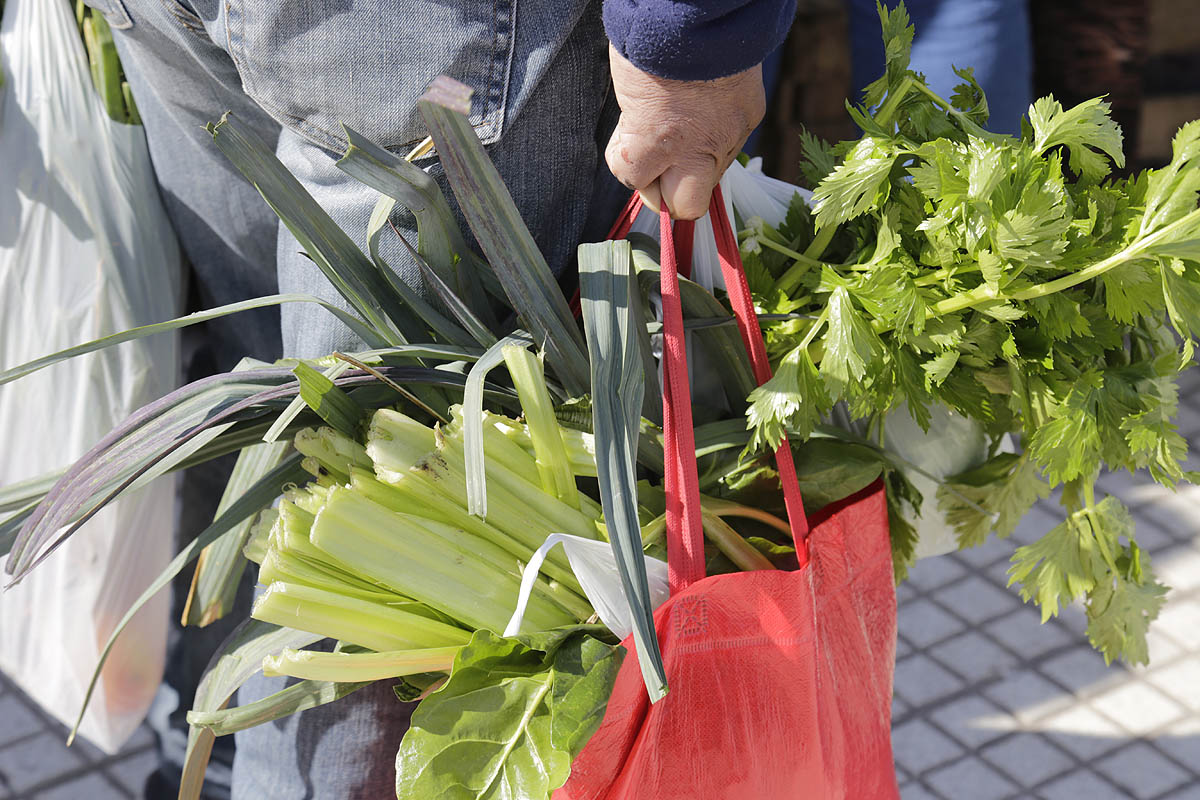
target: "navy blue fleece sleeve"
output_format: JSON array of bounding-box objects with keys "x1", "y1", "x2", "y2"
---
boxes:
[{"x1": 603, "y1": 0, "x2": 797, "y2": 81}]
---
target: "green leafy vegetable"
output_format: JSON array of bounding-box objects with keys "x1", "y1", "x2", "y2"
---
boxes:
[
  {"x1": 395, "y1": 628, "x2": 622, "y2": 800},
  {"x1": 740, "y1": 0, "x2": 1200, "y2": 663}
]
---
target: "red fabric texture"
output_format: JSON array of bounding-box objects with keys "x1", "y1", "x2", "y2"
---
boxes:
[
  {"x1": 559, "y1": 483, "x2": 899, "y2": 800},
  {"x1": 557, "y1": 192, "x2": 901, "y2": 799}
]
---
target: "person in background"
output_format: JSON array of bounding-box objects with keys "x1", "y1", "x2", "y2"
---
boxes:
[
  {"x1": 847, "y1": 0, "x2": 1033, "y2": 134},
  {"x1": 80, "y1": 0, "x2": 797, "y2": 796}
]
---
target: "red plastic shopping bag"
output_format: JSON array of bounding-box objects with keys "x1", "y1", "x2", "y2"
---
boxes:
[{"x1": 558, "y1": 190, "x2": 900, "y2": 800}]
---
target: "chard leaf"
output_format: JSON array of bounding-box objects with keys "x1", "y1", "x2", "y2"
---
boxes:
[
  {"x1": 792, "y1": 438, "x2": 886, "y2": 510},
  {"x1": 395, "y1": 628, "x2": 622, "y2": 800}
]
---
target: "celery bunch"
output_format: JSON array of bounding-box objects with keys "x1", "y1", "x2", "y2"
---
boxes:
[{"x1": 244, "y1": 404, "x2": 604, "y2": 675}]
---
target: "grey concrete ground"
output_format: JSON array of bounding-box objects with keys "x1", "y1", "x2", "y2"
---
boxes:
[{"x1": 2, "y1": 374, "x2": 1200, "y2": 798}]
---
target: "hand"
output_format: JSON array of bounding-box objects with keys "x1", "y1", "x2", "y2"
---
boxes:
[{"x1": 605, "y1": 44, "x2": 766, "y2": 220}]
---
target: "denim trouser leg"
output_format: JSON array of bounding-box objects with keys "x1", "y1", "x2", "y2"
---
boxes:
[
  {"x1": 91, "y1": 0, "x2": 283, "y2": 367},
  {"x1": 847, "y1": 0, "x2": 1033, "y2": 135},
  {"x1": 92, "y1": 0, "x2": 621, "y2": 796},
  {"x1": 269, "y1": 1, "x2": 619, "y2": 359}
]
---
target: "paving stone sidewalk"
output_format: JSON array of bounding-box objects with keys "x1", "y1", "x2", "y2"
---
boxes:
[
  {"x1": 895, "y1": 367, "x2": 1200, "y2": 800},
  {"x1": 3, "y1": 379, "x2": 1200, "y2": 798}
]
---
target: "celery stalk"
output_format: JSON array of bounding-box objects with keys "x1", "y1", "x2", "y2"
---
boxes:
[
  {"x1": 502, "y1": 346, "x2": 579, "y2": 508},
  {"x1": 252, "y1": 581, "x2": 469, "y2": 652},
  {"x1": 443, "y1": 405, "x2": 544, "y2": 493},
  {"x1": 300, "y1": 457, "x2": 339, "y2": 488},
  {"x1": 366, "y1": 409, "x2": 436, "y2": 482},
  {"x1": 242, "y1": 509, "x2": 277, "y2": 564},
  {"x1": 348, "y1": 469, "x2": 591, "y2": 614},
  {"x1": 294, "y1": 427, "x2": 371, "y2": 482},
  {"x1": 435, "y1": 426, "x2": 602, "y2": 530},
  {"x1": 414, "y1": 446, "x2": 601, "y2": 554},
  {"x1": 258, "y1": 548, "x2": 407, "y2": 605},
  {"x1": 369, "y1": 410, "x2": 602, "y2": 542},
  {"x1": 309, "y1": 487, "x2": 574, "y2": 632},
  {"x1": 262, "y1": 646, "x2": 461, "y2": 682}
]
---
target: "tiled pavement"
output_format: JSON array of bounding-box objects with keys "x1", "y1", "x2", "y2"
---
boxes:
[
  {"x1": 3, "y1": 382, "x2": 1200, "y2": 798},
  {"x1": 0, "y1": 682, "x2": 155, "y2": 799},
  {"x1": 894, "y1": 367, "x2": 1200, "y2": 800}
]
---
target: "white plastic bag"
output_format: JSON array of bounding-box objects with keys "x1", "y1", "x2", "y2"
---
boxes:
[
  {"x1": 0, "y1": 0, "x2": 182, "y2": 753},
  {"x1": 505, "y1": 534, "x2": 669, "y2": 640},
  {"x1": 628, "y1": 157, "x2": 813, "y2": 292},
  {"x1": 883, "y1": 404, "x2": 992, "y2": 559}
]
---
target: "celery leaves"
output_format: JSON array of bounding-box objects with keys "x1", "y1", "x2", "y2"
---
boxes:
[{"x1": 740, "y1": 0, "x2": 1200, "y2": 665}]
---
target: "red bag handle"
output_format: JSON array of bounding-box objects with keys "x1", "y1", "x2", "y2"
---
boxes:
[{"x1": 659, "y1": 187, "x2": 810, "y2": 595}]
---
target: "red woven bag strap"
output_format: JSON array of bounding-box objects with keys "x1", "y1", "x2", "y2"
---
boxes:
[
  {"x1": 659, "y1": 206, "x2": 707, "y2": 592},
  {"x1": 709, "y1": 187, "x2": 810, "y2": 562},
  {"x1": 659, "y1": 190, "x2": 811, "y2": 592}
]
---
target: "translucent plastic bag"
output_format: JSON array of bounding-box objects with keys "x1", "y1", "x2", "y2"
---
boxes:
[
  {"x1": 627, "y1": 157, "x2": 812, "y2": 292},
  {"x1": 504, "y1": 534, "x2": 669, "y2": 640},
  {"x1": 0, "y1": 0, "x2": 182, "y2": 752},
  {"x1": 883, "y1": 403, "x2": 992, "y2": 558}
]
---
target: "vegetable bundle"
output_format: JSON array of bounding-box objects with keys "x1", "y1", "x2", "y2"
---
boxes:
[
  {"x1": 742, "y1": 3, "x2": 1199, "y2": 665},
  {"x1": 2, "y1": 2, "x2": 1198, "y2": 796}
]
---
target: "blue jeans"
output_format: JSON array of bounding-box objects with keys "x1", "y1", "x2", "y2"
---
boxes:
[
  {"x1": 848, "y1": 0, "x2": 1033, "y2": 135},
  {"x1": 84, "y1": 0, "x2": 624, "y2": 797}
]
